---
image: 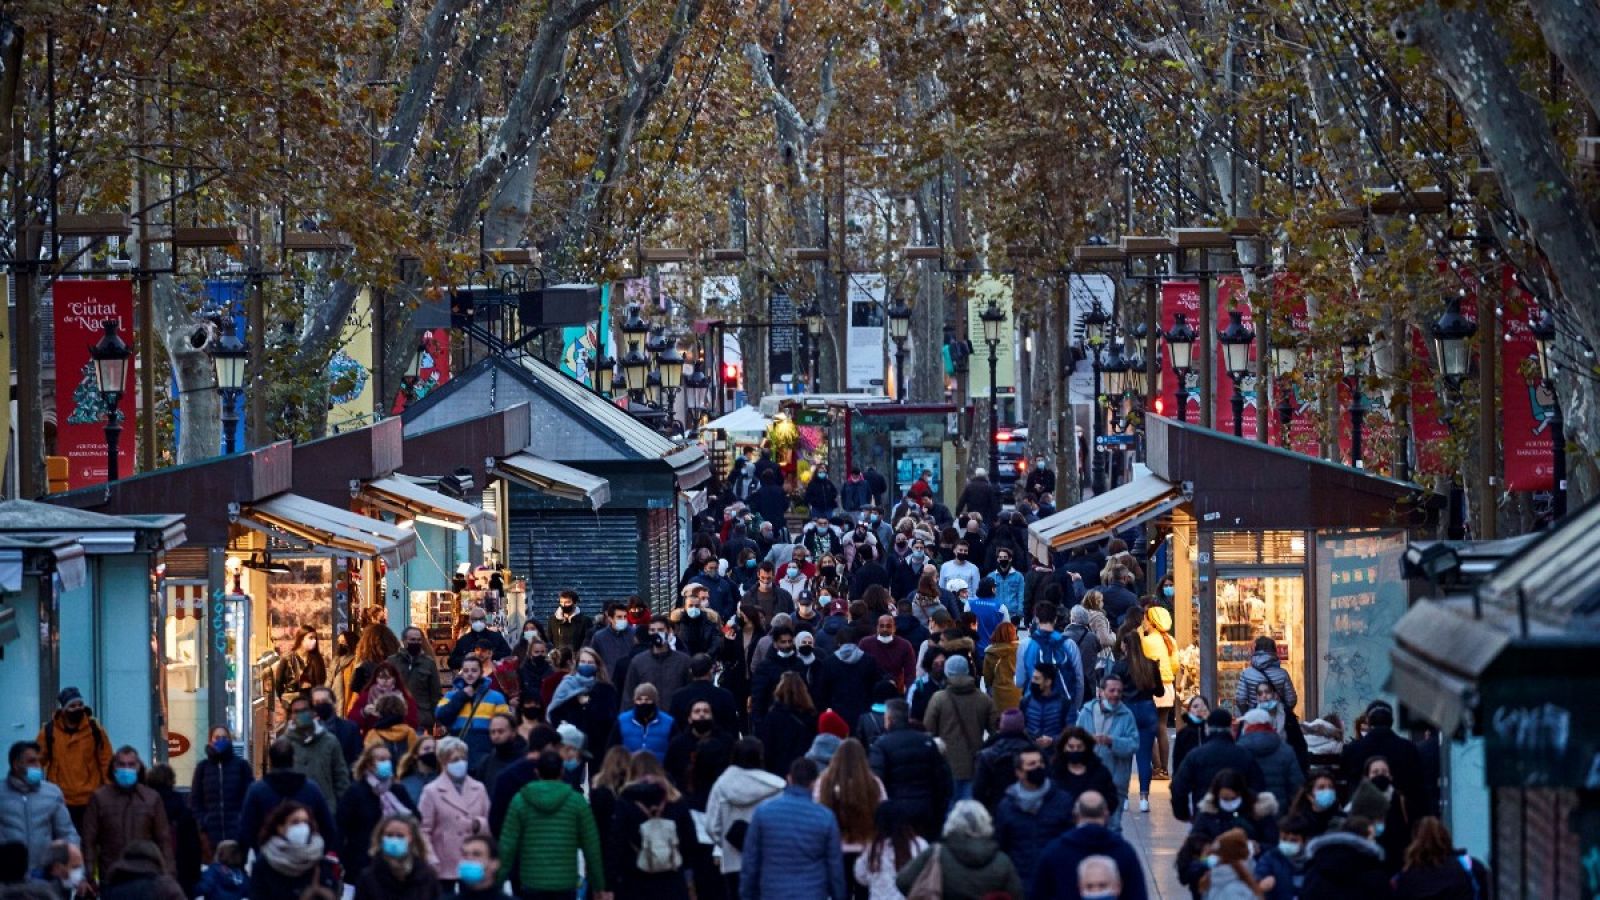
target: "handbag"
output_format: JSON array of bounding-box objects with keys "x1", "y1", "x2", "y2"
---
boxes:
[{"x1": 904, "y1": 843, "x2": 944, "y2": 900}]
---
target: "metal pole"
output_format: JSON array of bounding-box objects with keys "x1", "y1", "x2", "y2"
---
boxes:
[
  {"x1": 987, "y1": 339, "x2": 1000, "y2": 477},
  {"x1": 1092, "y1": 361, "x2": 1106, "y2": 494},
  {"x1": 1174, "y1": 370, "x2": 1188, "y2": 424},
  {"x1": 137, "y1": 75, "x2": 156, "y2": 473},
  {"x1": 104, "y1": 406, "x2": 122, "y2": 482},
  {"x1": 1551, "y1": 396, "x2": 1567, "y2": 520},
  {"x1": 1350, "y1": 392, "x2": 1366, "y2": 469},
  {"x1": 221, "y1": 391, "x2": 240, "y2": 456},
  {"x1": 12, "y1": 105, "x2": 40, "y2": 498},
  {"x1": 1231, "y1": 375, "x2": 1245, "y2": 438},
  {"x1": 895, "y1": 342, "x2": 907, "y2": 403},
  {"x1": 1197, "y1": 271, "x2": 1213, "y2": 429}
]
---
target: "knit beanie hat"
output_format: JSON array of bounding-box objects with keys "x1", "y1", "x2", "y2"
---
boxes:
[
  {"x1": 1346, "y1": 779, "x2": 1391, "y2": 822},
  {"x1": 818, "y1": 709, "x2": 850, "y2": 739},
  {"x1": 945, "y1": 655, "x2": 971, "y2": 678}
]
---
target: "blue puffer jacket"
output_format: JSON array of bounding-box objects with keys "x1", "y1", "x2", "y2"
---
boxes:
[
  {"x1": 740, "y1": 785, "x2": 847, "y2": 900},
  {"x1": 613, "y1": 709, "x2": 675, "y2": 762},
  {"x1": 188, "y1": 749, "x2": 255, "y2": 843},
  {"x1": 1019, "y1": 689, "x2": 1070, "y2": 744},
  {"x1": 992, "y1": 782, "x2": 1078, "y2": 890}
]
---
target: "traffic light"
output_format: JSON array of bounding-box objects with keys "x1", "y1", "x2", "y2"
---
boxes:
[{"x1": 721, "y1": 362, "x2": 740, "y2": 387}]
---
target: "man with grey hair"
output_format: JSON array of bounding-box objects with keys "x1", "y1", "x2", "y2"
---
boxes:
[
  {"x1": 894, "y1": 800, "x2": 1023, "y2": 898},
  {"x1": 1031, "y1": 791, "x2": 1148, "y2": 900},
  {"x1": 1077, "y1": 854, "x2": 1123, "y2": 898}
]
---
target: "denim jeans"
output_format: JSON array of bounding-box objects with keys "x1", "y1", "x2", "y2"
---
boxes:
[{"x1": 1129, "y1": 698, "x2": 1159, "y2": 796}]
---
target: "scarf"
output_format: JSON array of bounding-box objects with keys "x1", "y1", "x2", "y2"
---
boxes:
[
  {"x1": 258, "y1": 834, "x2": 326, "y2": 875},
  {"x1": 369, "y1": 775, "x2": 409, "y2": 817},
  {"x1": 548, "y1": 673, "x2": 596, "y2": 715},
  {"x1": 1005, "y1": 780, "x2": 1051, "y2": 815}
]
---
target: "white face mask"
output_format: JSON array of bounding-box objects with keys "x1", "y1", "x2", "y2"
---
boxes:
[
  {"x1": 1218, "y1": 796, "x2": 1243, "y2": 813},
  {"x1": 877, "y1": 633, "x2": 895, "y2": 644},
  {"x1": 66, "y1": 867, "x2": 86, "y2": 888},
  {"x1": 470, "y1": 621, "x2": 486, "y2": 633},
  {"x1": 446, "y1": 759, "x2": 470, "y2": 780},
  {"x1": 284, "y1": 822, "x2": 313, "y2": 846}
]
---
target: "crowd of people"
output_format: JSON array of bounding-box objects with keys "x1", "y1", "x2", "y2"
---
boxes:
[{"x1": 0, "y1": 460, "x2": 1486, "y2": 899}]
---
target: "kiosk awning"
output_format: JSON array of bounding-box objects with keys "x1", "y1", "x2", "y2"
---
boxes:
[
  {"x1": 361, "y1": 476, "x2": 495, "y2": 534},
  {"x1": 491, "y1": 453, "x2": 612, "y2": 509},
  {"x1": 1387, "y1": 598, "x2": 1510, "y2": 734},
  {"x1": 1028, "y1": 469, "x2": 1188, "y2": 559},
  {"x1": 237, "y1": 493, "x2": 416, "y2": 567}
]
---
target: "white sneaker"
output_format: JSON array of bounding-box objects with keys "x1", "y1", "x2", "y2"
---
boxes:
[{"x1": 1140, "y1": 798, "x2": 1150, "y2": 813}]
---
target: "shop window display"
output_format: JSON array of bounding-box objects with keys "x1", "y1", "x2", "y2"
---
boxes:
[{"x1": 1215, "y1": 573, "x2": 1304, "y2": 712}]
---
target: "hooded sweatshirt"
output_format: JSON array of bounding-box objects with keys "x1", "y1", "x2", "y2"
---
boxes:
[
  {"x1": 497, "y1": 780, "x2": 606, "y2": 894},
  {"x1": 704, "y1": 765, "x2": 786, "y2": 873}
]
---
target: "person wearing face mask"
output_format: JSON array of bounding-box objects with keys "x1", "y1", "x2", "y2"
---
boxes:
[
  {"x1": 1353, "y1": 757, "x2": 1410, "y2": 875},
  {"x1": 856, "y1": 614, "x2": 917, "y2": 692},
  {"x1": 1175, "y1": 769, "x2": 1279, "y2": 893},
  {"x1": 687, "y1": 555, "x2": 739, "y2": 622},
  {"x1": 450, "y1": 834, "x2": 502, "y2": 900},
  {"x1": 938, "y1": 539, "x2": 981, "y2": 599},
  {"x1": 1139, "y1": 605, "x2": 1178, "y2": 778},
  {"x1": 1252, "y1": 814, "x2": 1312, "y2": 900},
  {"x1": 984, "y1": 548, "x2": 1025, "y2": 625},
  {"x1": 271, "y1": 626, "x2": 328, "y2": 718},
  {"x1": 415, "y1": 737, "x2": 489, "y2": 894},
  {"x1": 307, "y1": 686, "x2": 362, "y2": 766},
  {"x1": 804, "y1": 467, "x2": 840, "y2": 520},
  {"x1": 730, "y1": 547, "x2": 762, "y2": 595},
  {"x1": 1237, "y1": 708, "x2": 1304, "y2": 813},
  {"x1": 349, "y1": 660, "x2": 423, "y2": 735},
  {"x1": 671, "y1": 585, "x2": 726, "y2": 658},
  {"x1": 550, "y1": 647, "x2": 623, "y2": 754},
  {"x1": 1297, "y1": 816, "x2": 1391, "y2": 900},
  {"x1": 280, "y1": 697, "x2": 351, "y2": 814},
  {"x1": 613, "y1": 683, "x2": 675, "y2": 762},
  {"x1": 667, "y1": 654, "x2": 740, "y2": 738},
  {"x1": 621, "y1": 616, "x2": 694, "y2": 711},
  {"x1": 352, "y1": 813, "x2": 440, "y2": 900},
  {"x1": 33, "y1": 688, "x2": 113, "y2": 832},
  {"x1": 1171, "y1": 709, "x2": 1266, "y2": 823},
  {"x1": 248, "y1": 803, "x2": 339, "y2": 899},
  {"x1": 436, "y1": 657, "x2": 513, "y2": 770},
  {"x1": 993, "y1": 748, "x2": 1078, "y2": 890},
  {"x1": 841, "y1": 466, "x2": 873, "y2": 512},
  {"x1": 591, "y1": 601, "x2": 639, "y2": 679},
  {"x1": 499, "y1": 751, "x2": 610, "y2": 900},
  {"x1": 1048, "y1": 727, "x2": 1121, "y2": 812},
  {"x1": 887, "y1": 534, "x2": 921, "y2": 598},
  {"x1": 545, "y1": 589, "x2": 595, "y2": 654},
  {"x1": 1032, "y1": 790, "x2": 1150, "y2": 900},
  {"x1": 664, "y1": 700, "x2": 736, "y2": 810},
  {"x1": 1074, "y1": 675, "x2": 1139, "y2": 831},
  {"x1": 447, "y1": 607, "x2": 513, "y2": 671},
  {"x1": 750, "y1": 625, "x2": 805, "y2": 726},
  {"x1": 470, "y1": 714, "x2": 526, "y2": 791},
  {"x1": 337, "y1": 745, "x2": 419, "y2": 884},
  {"x1": 1286, "y1": 774, "x2": 1341, "y2": 838},
  {"x1": 515, "y1": 636, "x2": 554, "y2": 707},
  {"x1": 28, "y1": 839, "x2": 91, "y2": 900},
  {"x1": 82, "y1": 747, "x2": 171, "y2": 881},
  {"x1": 387, "y1": 626, "x2": 442, "y2": 730},
  {"x1": 1, "y1": 741, "x2": 78, "y2": 870}
]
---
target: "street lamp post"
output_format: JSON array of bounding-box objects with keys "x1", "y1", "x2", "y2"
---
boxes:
[
  {"x1": 621, "y1": 305, "x2": 650, "y2": 402},
  {"x1": 981, "y1": 300, "x2": 1006, "y2": 479},
  {"x1": 1528, "y1": 308, "x2": 1566, "y2": 519},
  {"x1": 1083, "y1": 301, "x2": 1111, "y2": 493},
  {"x1": 684, "y1": 368, "x2": 711, "y2": 425},
  {"x1": 1431, "y1": 296, "x2": 1478, "y2": 536},
  {"x1": 888, "y1": 296, "x2": 912, "y2": 402},
  {"x1": 1341, "y1": 333, "x2": 1371, "y2": 468},
  {"x1": 1163, "y1": 313, "x2": 1197, "y2": 424},
  {"x1": 1269, "y1": 322, "x2": 1299, "y2": 448},
  {"x1": 1218, "y1": 309, "x2": 1255, "y2": 438},
  {"x1": 210, "y1": 318, "x2": 249, "y2": 455},
  {"x1": 659, "y1": 343, "x2": 685, "y2": 429},
  {"x1": 89, "y1": 321, "x2": 132, "y2": 482},
  {"x1": 1101, "y1": 340, "x2": 1130, "y2": 489},
  {"x1": 801, "y1": 297, "x2": 824, "y2": 391}
]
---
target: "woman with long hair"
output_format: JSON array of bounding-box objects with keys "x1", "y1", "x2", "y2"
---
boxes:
[
  {"x1": 348, "y1": 624, "x2": 401, "y2": 697},
  {"x1": 855, "y1": 802, "x2": 928, "y2": 900},
  {"x1": 329, "y1": 630, "x2": 359, "y2": 715},
  {"x1": 247, "y1": 802, "x2": 338, "y2": 899},
  {"x1": 1393, "y1": 816, "x2": 1484, "y2": 899},
  {"x1": 272, "y1": 625, "x2": 327, "y2": 712},
  {"x1": 1198, "y1": 827, "x2": 1264, "y2": 899},
  {"x1": 352, "y1": 813, "x2": 440, "y2": 900},
  {"x1": 909, "y1": 571, "x2": 943, "y2": 627},
  {"x1": 347, "y1": 660, "x2": 420, "y2": 733},
  {"x1": 1109, "y1": 626, "x2": 1165, "y2": 812},
  {"x1": 1173, "y1": 695, "x2": 1211, "y2": 776},
  {"x1": 814, "y1": 738, "x2": 885, "y2": 900},
  {"x1": 756, "y1": 671, "x2": 818, "y2": 777},
  {"x1": 814, "y1": 553, "x2": 846, "y2": 598},
  {"x1": 336, "y1": 743, "x2": 419, "y2": 885},
  {"x1": 549, "y1": 645, "x2": 621, "y2": 752},
  {"x1": 607, "y1": 752, "x2": 701, "y2": 900},
  {"x1": 1287, "y1": 771, "x2": 1342, "y2": 838},
  {"x1": 396, "y1": 735, "x2": 440, "y2": 806},
  {"x1": 1140, "y1": 604, "x2": 1178, "y2": 777},
  {"x1": 983, "y1": 620, "x2": 1022, "y2": 712},
  {"x1": 587, "y1": 746, "x2": 634, "y2": 879}
]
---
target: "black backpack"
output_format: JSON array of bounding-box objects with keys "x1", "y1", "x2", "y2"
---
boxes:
[{"x1": 1062, "y1": 623, "x2": 1099, "y2": 700}]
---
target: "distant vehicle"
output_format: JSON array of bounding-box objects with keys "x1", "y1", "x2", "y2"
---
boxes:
[{"x1": 995, "y1": 426, "x2": 1028, "y2": 502}]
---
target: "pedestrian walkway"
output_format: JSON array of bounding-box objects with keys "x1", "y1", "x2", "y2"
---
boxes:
[{"x1": 1121, "y1": 776, "x2": 1189, "y2": 899}]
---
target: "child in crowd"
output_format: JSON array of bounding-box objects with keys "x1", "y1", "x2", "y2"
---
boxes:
[{"x1": 195, "y1": 840, "x2": 249, "y2": 900}]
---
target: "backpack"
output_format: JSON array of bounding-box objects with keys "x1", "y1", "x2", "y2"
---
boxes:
[
  {"x1": 1058, "y1": 626, "x2": 1098, "y2": 702},
  {"x1": 636, "y1": 807, "x2": 682, "y2": 873}
]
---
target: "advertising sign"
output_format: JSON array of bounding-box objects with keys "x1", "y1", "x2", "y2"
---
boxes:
[
  {"x1": 846, "y1": 273, "x2": 887, "y2": 391},
  {"x1": 1502, "y1": 269, "x2": 1555, "y2": 492},
  {"x1": 965, "y1": 275, "x2": 1015, "y2": 398},
  {"x1": 54, "y1": 279, "x2": 135, "y2": 488}
]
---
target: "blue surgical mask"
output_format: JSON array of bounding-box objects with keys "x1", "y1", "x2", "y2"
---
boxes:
[
  {"x1": 563, "y1": 757, "x2": 581, "y2": 772},
  {"x1": 210, "y1": 738, "x2": 233, "y2": 756},
  {"x1": 1278, "y1": 840, "x2": 1302, "y2": 857},
  {"x1": 745, "y1": 559, "x2": 757, "y2": 569},
  {"x1": 381, "y1": 835, "x2": 410, "y2": 859},
  {"x1": 577, "y1": 663, "x2": 598, "y2": 678},
  {"x1": 1313, "y1": 787, "x2": 1337, "y2": 810},
  {"x1": 1162, "y1": 585, "x2": 1175, "y2": 598},
  {"x1": 1261, "y1": 699, "x2": 1279, "y2": 712},
  {"x1": 113, "y1": 768, "x2": 138, "y2": 788},
  {"x1": 23, "y1": 766, "x2": 43, "y2": 786},
  {"x1": 456, "y1": 860, "x2": 486, "y2": 884},
  {"x1": 1375, "y1": 823, "x2": 1386, "y2": 837},
  {"x1": 374, "y1": 760, "x2": 394, "y2": 780},
  {"x1": 686, "y1": 606, "x2": 703, "y2": 618}
]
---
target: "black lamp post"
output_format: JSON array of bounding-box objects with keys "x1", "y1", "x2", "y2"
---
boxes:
[
  {"x1": 888, "y1": 296, "x2": 912, "y2": 402},
  {"x1": 1430, "y1": 297, "x2": 1477, "y2": 536},
  {"x1": 684, "y1": 368, "x2": 711, "y2": 424},
  {"x1": 1341, "y1": 333, "x2": 1371, "y2": 468},
  {"x1": 1082, "y1": 300, "x2": 1111, "y2": 493},
  {"x1": 210, "y1": 318, "x2": 249, "y2": 455},
  {"x1": 800, "y1": 296, "x2": 824, "y2": 391},
  {"x1": 1164, "y1": 313, "x2": 1197, "y2": 424},
  {"x1": 89, "y1": 320, "x2": 131, "y2": 482},
  {"x1": 1269, "y1": 322, "x2": 1299, "y2": 448},
  {"x1": 980, "y1": 300, "x2": 1006, "y2": 478},
  {"x1": 621, "y1": 305, "x2": 650, "y2": 401},
  {"x1": 658, "y1": 342, "x2": 684, "y2": 427},
  {"x1": 1528, "y1": 307, "x2": 1566, "y2": 519},
  {"x1": 1218, "y1": 308, "x2": 1255, "y2": 438}
]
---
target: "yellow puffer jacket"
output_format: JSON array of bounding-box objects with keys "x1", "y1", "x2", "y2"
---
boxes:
[
  {"x1": 1140, "y1": 607, "x2": 1178, "y2": 684},
  {"x1": 36, "y1": 709, "x2": 113, "y2": 807}
]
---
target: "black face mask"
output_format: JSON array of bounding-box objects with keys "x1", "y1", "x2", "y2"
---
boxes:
[
  {"x1": 406, "y1": 642, "x2": 425, "y2": 656},
  {"x1": 635, "y1": 703, "x2": 657, "y2": 722},
  {"x1": 1370, "y1": 775, "x2": 1393, "y2": 792},
  {"x1": 1022, "y1": 767, "x2": 1048, "y2": 787},
  {"x1": 821, "y1": 566, "x2": 837, "y2": 577},
  {"x1": 1064, "y1": 750, "x2": 1092, "y2": 767},
  {"x1": 691, "y1": 719, "x2": 714, "y2": 735},
  {"x1": 418, "y1": 752, "x2": 439, "y2": 770},
  {"x1": 313, "y1": 703, "x2": 336, "y2": 720}
]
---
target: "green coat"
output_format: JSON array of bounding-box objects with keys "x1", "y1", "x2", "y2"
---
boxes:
[
  {"x1": 288, "y1": 725, "x2": 351, "y2": 814},
  {"x1": 498, "y1": 780, "x2": 605, "y2": 893},
  {"x1": 895, "y1": 838, "x2": 1024, "y2": 900}
]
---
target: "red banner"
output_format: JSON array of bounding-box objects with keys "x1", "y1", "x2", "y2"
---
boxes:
[
  {"x1": 1264, "y1": 277, "x2": 1321, "y2": 455},
  {"x1": 1212, "y1": 276, "x2": 1261, "y2": 440},
  {"x1": 1150, "y1": 281, "x2": 1201, "y2": 421},
  {"x1": 1408, "y1": 326, "x2": 1453, "y2": 477},
  {"x1": 54, "y1": 280, "x2": 136, "y2": 489},
  {"x1": 390, "y1": 327, "x2": 452, "y2": 414},
  {"x1": 1502, "y1": 269, "x2": 1555, "y2": 491}
]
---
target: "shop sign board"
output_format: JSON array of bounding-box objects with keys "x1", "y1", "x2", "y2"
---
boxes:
[
  {"x1": 846, "y1": 273, "x2": 887, "y2": 392},
  {"x1": 1314, "y1": 530, "x2": 1407, "y2": 726},
  {"x1": 768, "y1": 289, "x2": 801, "y2": 389},
  {"x1": 54, "y1": 279, "x2": 136, "y2": 488}
]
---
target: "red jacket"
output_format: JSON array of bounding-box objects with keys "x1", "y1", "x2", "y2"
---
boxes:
[
  {"x1": 857, "y1": 635, "x2": 918, "y2": 691},
  {"x1": 347, "y1": 686, "x2": 420, "y2": 733}
]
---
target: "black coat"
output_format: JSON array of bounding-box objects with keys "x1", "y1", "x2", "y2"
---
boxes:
[
  {"x1": 606, "y1": 786, "x2": 702, "y2": 900},
  {"x1": 189, "y1": 749, "x2": 255, "y2": 844},
  {"x1": 869, "y1": 726, "x2": 954, "y2": 839},
  {"x1": 804, "y1": 476, "x2": 840, "y2": 511},
  {"x1": 850, "y1": 562, "x2": 892, "y2": 598},
  {"x1": 337, "y1": 779, "x2": 418, "y2": 882},
  {"x1": 750, "y1": 483, "x2": 792, "y2": 529},
  {"x1": 1050, "y1": 758, "x2": 1121, "y2": 810},
  {"x1": 1170, "y1": 733, "x2": 1266, "y2": 821},
  {"x1": 749, "y1": 654, "x2": 804, "y2": 725},
  {"x1": 956, "y1": 477, "x2": 1000, "y2": 523},
  {"x1": 471, "y1": 737, "x2": 527, "y2": 792},
  {"x1": 664, "y1": 728, "x2": 736, "y2": 808},
  {"x1": 818, "y1": 650, "x2": 886, "y2": 732},
  {"x1": 756, "y1": 703, "x2": 816, "y2": 777},
  {"x1": 1171, "y1": 721, "x2": 1208, "y2": 776},
  {"x1": 1342, "y1": 726, "x2": 1428, "y2": 821},
  {"x1": 352, "y1": 859, "x2": 442, "y2": 900},
  {"x1": 667, "y1": 680, "x2": 741, "y2": 737},
  {"x1": 447, "y1": 629, "x2": 513, "y2": 669},
  {"x1": 549, "y1": 681, "x2": 620, "y2": 758},
  {"x1": 545, "y1": 610, "x2": 595, "y2": 654},
  {"x1": 247, "y1": 852, "x2": 339, "y2": 900},
  {"x1": 1299, "y1": 832, "x2": 1395, "y2": 900}
]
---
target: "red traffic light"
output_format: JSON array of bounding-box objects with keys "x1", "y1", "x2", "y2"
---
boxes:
[{"x1": 721, "y1": 362, "x2": 740, "y2": 386}]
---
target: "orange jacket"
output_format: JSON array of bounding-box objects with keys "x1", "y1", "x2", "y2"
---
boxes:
[{"x1": 36, "y1": 709, "x2": 113, "y2": 807}]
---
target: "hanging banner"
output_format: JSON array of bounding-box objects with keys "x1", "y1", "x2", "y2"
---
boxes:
[
  {"x1": 328, "y1": 288, "x2": 375, "y2": 432},
  {"x1": 1264, "y1": 276, "x2": 1320, "y2": 456},
  {"x1": 846, "y1": 273, "x2": 887, "y2": 392},
  {"x1": 966, "y1": 275, "x2": 1015, "y2": 399},
  {"x1": 1212, "y1": 275, "x2": 1261, "y2": 441},
  {"x1": 172, "y1": 281, "x2": 248, "y2": 455},
  {"x1": 1149, "y1": 281, "x2": 1201, "y2": 421},
  {"x1": 389, "y1": 329, "x2": 451, "y2": 415},
  {"x1": 54, "y1": 279, "x2": 135, "y2": 489},
  {"x1": 1503, "y1": 269, "x2": 1555, "y2": 491}
]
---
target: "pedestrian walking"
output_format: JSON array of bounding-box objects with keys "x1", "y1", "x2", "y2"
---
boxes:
[
  {"x1": 82, "y1": 747, "x2": 171, "y2": 881},
  {"x1": 498, "y1": 750, "x2": 607, "y2": 900},
  {"x1": 1234, "y1": 636, "x2": 1299, "y2": 714},
  {"x1": 34, "y1": 688, "x2": 112, "y2": 831},
  {"x1": 706, "y1": 738, "x2": 786, "y2": 899},
  {"x1": 547, "y1": 589, "x2": 596, "y2": 654},
  {"x1": 435, "y1": 656, "x2": 512, "y2": 769},
  {"x1": 96, "y1": 839, "x2": 185, "y2": 900},
  {"x1": 1015, "y1": 602, "x2": 1085, "y2": 721},
  {"x1": 281, "y1": 696, "x2": 352, "y2": 813},
  {"x1": 1297, "y1": 817, "x2": 1392, "y2": 899},
  {"x1": 993, "y1": 747, "x2": 1077, "y2": 890},
  {"x1": 1032, "y1": 791, "x2": 1149, "y2": 900},
  {"x1": 391, "y1": 627, "x2": 444, "y2": 730},
  {"x1": 551, "y1": 645, "x2": 623, "y2": 752},
  {"x1": 805, "y1": 467, "x2": 840, "y2": 519},
  {"x1": 592, "y1": 602, "x2": 639, "y2": 680},
  {"x1": 144, "y1": 764, "x2": 201, "y2": 895},
  {"x1": 350, "y1": 624, "x2": 402, "y2": 698},
  {"x1": 614, "y1": 683, "x2": 675, "y2": 762},
  {"x1": 1107, "y1": 629, "x2": 1165, "y2": 813},
  {"x1": 1075, "y1": 855, "x2": 1125, "y2": 900},
  {"x1": 1392, "y1": 816, "x2": 1488, "y2": 899},
  {"x1": 352, "y1": 813, "x2": 441, "y2": 900},
  {"x1": 1236, "y1": 709, "x2": 1304, "y2": 809},
  {"x1": 1171, "y1": 696, "x2": 1210, "y2": 777},
  {"x1": 740, "y1": 757, "x2": 848, "y2": 900},
  {"x1": 272, "y1": 626, "x2": 327, "y2": 715},
  {"x1": 756, "y1": 673, "x2": 817, "y2": 778},
  {"x1": 1197, "y1": 828, "x2": 1263, "y2": 900},
  {"x1": 308, "y1": 686, "x2": 362, "y2": 766},
  {"x1": 1255, "y1": 814, "x2": 1312, "y2": 900},
  {"x1": 923, "y1": 655, "x2": 998, "y2": 799},
  {"x1": 895, "y1": 799, "x2": 1023, "y2": 900},
  {"x1": 607, "y1": 754, "x2": 701, "y2": 900},
  {"x1": 857, "y1": 615, "x2": 917, "y2": 693},
  {"x1": 1341, "y1": 701, "x2": 1427, "y2": 828},
  {"x1": 188, "y1": 726, "x2": 253, "y2": 855},
  {"x1": 398, "y1": 736, "x2": 441, "y2": 810},
  {"x1": 471, "y1": 714, "x2": 525, "y2": 791},
  {"x1": 195, "y1": 839, "x2": 249, "y2": 900},
  {"x1": 983, "y1": 621, "x2": 1023, "y2": 712},
  {"x1": 1049, "y1": 727, "x2": 1121, "y2": 812},
  {"x1": 664, "y1": 700, "x2": 736, "y2": 809},
  {"x1": 622, "y1": 617, "x2": 694, "y2": 710},
  {"x1": 363, "y1": 693, "x2": 423, "y2": 764},
  {"x1": 1170, "y1": 709, "x2": 1265, "y2": 822},
  {"x1": 417, "y1": 737, "x2": 489, "y2": 895},
  {"x1": 956, "y1": 468, "x2": 1001, "y2": 524},
  {"x1": 245, "y1": 802, "x2": 339, "y2": 900},
  {"x1": 853, "y1": 803, "x2": 927, "y2": 900},
  {"x1": 233, "y1": 739, "x2": 336, "y2": 852},
  {"x1": 1176, "y1": 770, "x2": 1281, "y2": 894},
  {"x1": 970, "y1": 709, "x2": 1034, "y2": 811},
  {"x1": 338, "y1": 743, "x2": 420, "y2": 885},
  {"x1": 1075, "y1": 675, "x2": 1138, "y2": 830},
  {"x1": 1139, "y1": 606, "x2": 1177, "y2": 778},
  {"x1": 447, "y1": 607, "x2": 513, "y2": 671},
  {"x1": 868, "y1": 699, "x2": 952, "y2": 841},
  {"x1": 813, "y1": 738, "x2": 884, "y2": 899},
  {"x1": 0, "y1": 741, "x2": 78, "y2": 869},
  {"x1": 348, "y1": 660, "x2": 422, "y2": 733}
]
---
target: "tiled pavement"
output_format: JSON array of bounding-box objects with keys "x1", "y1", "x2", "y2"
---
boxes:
[{"x1": 1121, "y1": 772, "x2": 1191, "y2": 899}]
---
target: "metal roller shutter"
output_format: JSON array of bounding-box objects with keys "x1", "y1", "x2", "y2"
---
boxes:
[
  {"x1": 645, "y1": 508, "x2": 679, "y2": 613},
  {"x1": 509, "y1": 511, "x2": 642, "y2": 622}
]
